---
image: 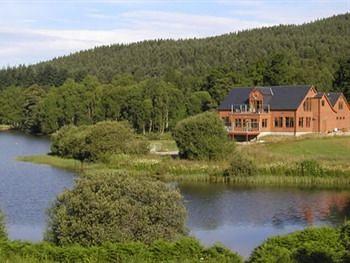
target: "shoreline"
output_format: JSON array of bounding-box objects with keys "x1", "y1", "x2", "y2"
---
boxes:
[
  {"x1": 0, "y1": 125, "x2": 12, "y2": 131},
  {"x1": 17, "y1": 154, "x2": 350, "y2": 189}
]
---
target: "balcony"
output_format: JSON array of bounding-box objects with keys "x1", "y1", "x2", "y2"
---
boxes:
[
  {"x1": 228, "y1": 104, "x2": 270, "y2": 114},
  {"x1": 225, "y1": 120, "x2": 260, "y2": 135}
]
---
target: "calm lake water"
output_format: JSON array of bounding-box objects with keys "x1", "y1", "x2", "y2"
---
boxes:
[
  {"x1": 0, "y1": 131, "x2": 75, "y2": 241},
  {"x1": 1, "y1": 131, "x2": 350, "y2": 257}
]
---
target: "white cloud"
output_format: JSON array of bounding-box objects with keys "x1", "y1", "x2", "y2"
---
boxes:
[
  {"x1": 0, "y1": 1, "x2": 349, "y2": 67},
  {"x1": 0, "y1": 10, "x2": 274, "y2": 66}
]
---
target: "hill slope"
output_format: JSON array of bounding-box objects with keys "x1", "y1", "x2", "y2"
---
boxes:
[{"x1": 0, "y1": 13, "x2": 349, "y2": 91}]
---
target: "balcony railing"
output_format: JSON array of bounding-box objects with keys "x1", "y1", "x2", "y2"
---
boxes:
[
  {"x1": 225, "y1": 123, "x2": 260, "y2": 133},
  {"x1": 228, "y1": 104, "x2": 270, "y2": 114}
]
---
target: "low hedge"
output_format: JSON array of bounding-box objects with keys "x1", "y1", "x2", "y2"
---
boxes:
[{"x1": 0, "y1": 238, "x2": 242, "y2": 263}]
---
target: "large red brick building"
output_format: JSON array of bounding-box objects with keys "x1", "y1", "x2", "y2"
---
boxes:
[{"x1": 218, "y1": 85, "x2": 350, "y2": 140}]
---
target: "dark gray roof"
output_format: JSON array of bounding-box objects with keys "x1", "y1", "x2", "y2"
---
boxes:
[
  {"x1": 326, "y1": 92, "x2": 341, "y2": 106},
  {"x1": 314, "y1": 92, "x2": 325, "y2": 99},
  {"x1": 218, "y1": 85, "x2": 312, "y2": 111}
]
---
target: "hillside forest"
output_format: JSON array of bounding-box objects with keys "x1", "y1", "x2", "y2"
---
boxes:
[{"x1": 0, "y1": 13, "x2": 349, "y2": 134}]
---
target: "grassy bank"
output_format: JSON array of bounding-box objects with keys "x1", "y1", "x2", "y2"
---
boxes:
[
  {"x1": 18, "y1": 156, "x2": 350, "y2": 188},
  {"x1": 17, "y1": 155, "x2": 102, "y2": 172},
  {"x1": 18, "y1": 135, "x2": 350, "y2": 187},
  {"x1": 0, "y1": 124, "x2": 11, "y2": 131}
]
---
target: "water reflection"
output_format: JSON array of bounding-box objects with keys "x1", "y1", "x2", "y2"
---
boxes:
[{"x1": 179, "y1": 183, "x2": 350, "y2": 257}]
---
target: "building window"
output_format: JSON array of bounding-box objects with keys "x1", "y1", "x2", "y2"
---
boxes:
[
  {"x1": 285, "y1": 117, "x2": 294, "y2": 128},
  {"x1": 321, "y1": 100, "x2": 325, "y2": 106},
  {"x1": 262, "y1": 118, "x2": 268, "y2": 128},
  {"x1": 223, "y1": 117, "x2": 230, "y2": 126},
  {"x1": 339, "y1": 102, "x2": 344, "y2": 110},
  {"x1": 235, "y1": 119, "x2": 242, "y2": 128},
  {"x1": 251, "y1": 119, "x2": 259, "y2": 129},
  {"x1": 306, "y1": 117, "x2": 311, "y2": 128},
  {"x1": 303, "y1": 98, "x2": 312, "y2": 111},
  {"x1": 274, "y1": 117, "x2": 283, "y2": 128},
  {"x1": 299, "y1": 117, "x2": 304, "y2": 127}
]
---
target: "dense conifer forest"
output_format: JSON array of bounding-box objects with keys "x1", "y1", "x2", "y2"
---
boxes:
[{"x1": 0, "y1": 13, "x2": 349, "y2": 134}]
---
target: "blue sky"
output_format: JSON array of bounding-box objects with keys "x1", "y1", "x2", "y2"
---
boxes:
[{"x1": 0, "y1": 0, "x2": 349, "y2": 67}]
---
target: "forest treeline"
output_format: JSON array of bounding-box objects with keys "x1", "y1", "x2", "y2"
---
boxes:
[{"x1": 0, "y1": 13, "x2": 349, "y2": 134}]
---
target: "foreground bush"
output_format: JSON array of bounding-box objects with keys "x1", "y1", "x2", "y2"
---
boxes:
[
  {"x1": 0, "y1": 211, "x2": 7, "y2": 240},
  {"x1": 46, "y1": 172, "x2": 187, "y2": 246},
  {"x1": 0, "y1": 237, "x2": 242, "y2": 263},
  {"x1": 51, "y1": 121, "x2": 149, "y2": 162},
  {"x1": 173, "y1": 112, "x2": 233, "y2": 160},
  {"x1": 224, "y1": 153, "x2": 258, "y2": 177},
  {"x1": 248, "y1": 226, "x2": 346, "y2": 263}
]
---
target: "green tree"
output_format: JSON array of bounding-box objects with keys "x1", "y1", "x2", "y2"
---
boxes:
[
  {"x1": 0, "y1": 87, "x2": 24, "y2": 128},
  {"x1": 173, "y1": 112, "x2": 233, "y2": 160},
  {"x1": 85, "y1": 121, "x2": 149, "y2": 160},
  {"x1": 187, "y1": 91, "x2": 215, "y2": 116},
  {"x1": 263, "y1": 52, "x2": 299, "y2": 86},
  {"x1": 46, "y1": 172, "x2": 187, "y2": 246},
  {"x1": 20, "y1": 84, "x2": 46, "y2": 133},
  {"x1": 334, "y1": 58, "x2": 350, "y2": 100},
  {"x1": 203, "y1": 69, "x2": 248, "y2": 104}
]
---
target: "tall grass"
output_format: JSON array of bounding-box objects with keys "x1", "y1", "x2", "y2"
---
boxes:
[{"x1": 17, "y1": 154, "x2": 350, "y2": 188}]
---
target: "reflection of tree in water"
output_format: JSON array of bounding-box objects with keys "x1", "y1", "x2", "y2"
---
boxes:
[
  {"x1": 268, "y1": 191, "x2": 350, "y2": 228},
  {"x1": 324, "y1": 196, "x2": 350, "y2": 225},
  {"x1": 180, "y1": 184, "x2": 350, "y2": 231}
]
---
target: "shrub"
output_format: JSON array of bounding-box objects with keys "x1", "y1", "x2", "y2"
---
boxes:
[
  {"x1": 0, "y1": 237, "x2": 242, "y2": 262},
  {"x1": 248, "y1": 227, "x2": 345, "y2": 263},
  {"x1": 0, "y1": 211, "x2": 7, "y2": 240},
  {"x1": 46, "y1": 172, "x2": 187, "y2": 246},
  {"x1": 294, "y1": 159, "x2": 324, "y2": 177},
  {"x1": 51, "y1": 121, "x2": 149, "y2": 162},
  {"x1": 172, "y1": 112, "x2": 233, "y2": 160},
  {"x1": 224, "y1": 153, "x2": 258, "y2": 177},
  {"x1": 340, "y1": 221, "x2": 350, "y2": 250},
  {"x1": 51, "y1": 125, "x2": 84, "y2": 158}
]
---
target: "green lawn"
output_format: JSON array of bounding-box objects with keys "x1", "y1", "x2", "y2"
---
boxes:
[
  {"x1": 242, "y1": 136, "x2": 350, "y2": 168},
  {"x1": 265, "y1": 136, "x2": 350, "y2": 160}
]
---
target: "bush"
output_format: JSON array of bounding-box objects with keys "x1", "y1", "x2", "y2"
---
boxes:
[
  {"x1": 0, "y1": 237, "x2": 242, "y2": 262},
  {"x1": 172, "y1": 112, "x2": 233, "y2": 160},
  {"x1": 224, "y1": 153, "x2": 258, "y2": 177},
  {"x1": 340, "y1": 221, "x2": 350, "y2": 250},
  {"x1": 248, "y1": 227, "x2": 345, "y2": 263},
  {"x1": 0, "y1": 211, "x2": 7, "y2": 240},
  {"x1": 51, "y1": 121, "x2": 149, "y2": 162},
  {"x1": 46, "y1": 172, "x2": 187, "y2": 246}
]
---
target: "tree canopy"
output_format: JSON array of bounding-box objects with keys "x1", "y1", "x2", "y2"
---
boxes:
[
  {"x1": 46, "y1": 172, "x2": 187, "y2": 246},
  {"x1": 173, "y1": 112, "x2": 233, "y2": 160},
  {"x1": 51, "y1": 121, "x2": 149, "y2": 163},
  {"x1": 0, "y1": 14, "x2": 349, "y2": 135}
]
